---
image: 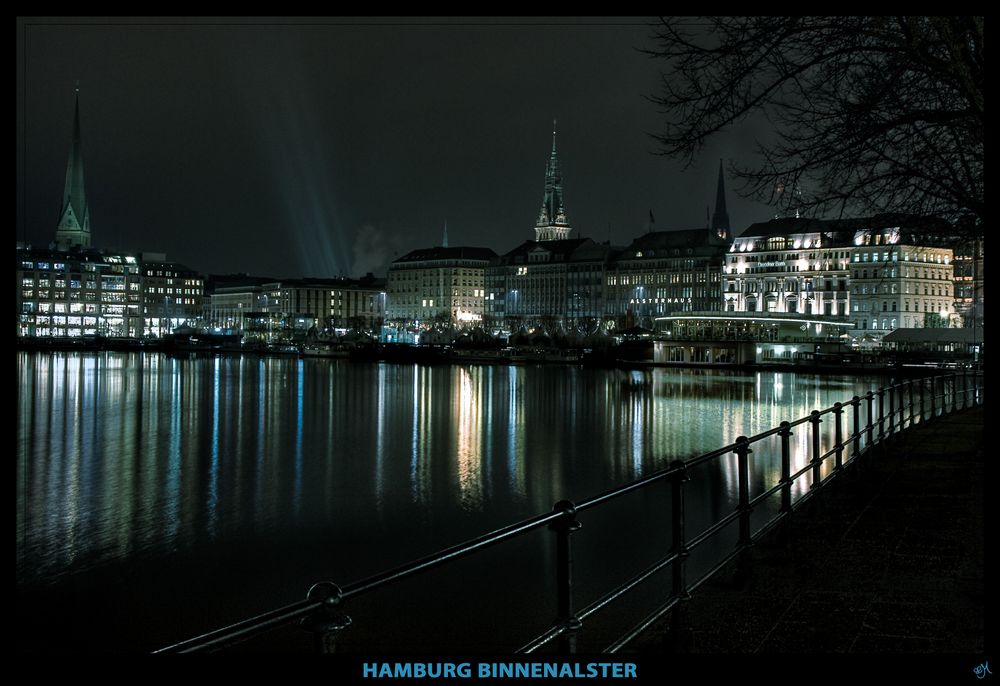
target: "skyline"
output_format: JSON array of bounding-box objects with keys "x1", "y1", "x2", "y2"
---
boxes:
[{"x1": 17, "y1": 17, "x2": 776, "y2": 280}]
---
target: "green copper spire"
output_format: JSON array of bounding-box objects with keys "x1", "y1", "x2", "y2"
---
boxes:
[
  {"x1": 55, "y1": 86, "x2": 91, "y2": 248},
  {"x1": 534, "y1": 120, "x2": 572, "y2": 241}
]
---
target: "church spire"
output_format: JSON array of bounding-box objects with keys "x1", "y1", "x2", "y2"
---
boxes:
[
  {"x1": 55, "y1": 85, "x2": 92, "y2": 249},
  {"x1": 442, "y1": 220, "x2": 449, "y2": 248},
  {"x1": 711, "y1": 159, "x2": 730, "y2": 241},
  {"x1": 534, "y1": 120, "x2": 572, "y2": 241}
]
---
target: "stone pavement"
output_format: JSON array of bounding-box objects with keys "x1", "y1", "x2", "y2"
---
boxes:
[{"x1": 634, "y1": 405, "x2": 985, "y2": 654}]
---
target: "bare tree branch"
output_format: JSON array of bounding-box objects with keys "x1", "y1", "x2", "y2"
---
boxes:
[{"x1": 644, "y1": 16, "x2": 984, "y2": 238}]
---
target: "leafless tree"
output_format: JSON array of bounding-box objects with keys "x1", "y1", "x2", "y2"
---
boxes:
[{"x1": 645, "y1": 17, "x2": 984, "y2": 237}]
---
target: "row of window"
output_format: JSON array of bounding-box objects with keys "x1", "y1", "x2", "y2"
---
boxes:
[{"x1": 853, "y1": 250, "x2": 949, "y2": 264}]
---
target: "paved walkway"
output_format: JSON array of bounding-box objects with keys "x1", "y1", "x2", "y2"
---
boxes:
[{"x1": 634, "y1": 405, "x2": 985, "y2": 654}]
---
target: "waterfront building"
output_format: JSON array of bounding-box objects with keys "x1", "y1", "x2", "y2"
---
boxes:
[
  {"x1": 204, "y1": 275, "x2": 271, "y2": 330},
  {"x1": 604, "y1": 164, "x2": 731, "y2": 329},
  {"x1": 205, "y1": 273, "x2": 388, "y2": 336},
  {"x1": 848, "y1": 222, "x2": 954, "y2": 338},
  {"x1": 140, "y1": 253, "x2": 204, "y2": 336},
  {"x1": 16, "y1": 89, "x2": 206, "y2": 339},
  {"x1": 16, "y1": 245, "x2": 143, "y2": 337},
  {"x1": 725, "y1": 218, "x2": 854, "y2": 317},
  {"x1": 260, "y1": 276, "x2": 386, "y2": 331},
  {"x1": 952, "y1": 238, "x2": 984, "y2": 328},
  {"x1": 605, "y1": 228, "x2": 728, "y2": 329},
  {"x1": 726, "y1": 215, "x2": 961, "y2": 348},
  {"x1": 486, "y1": 238, "x2": 614, "y2": 331},
  {"x1": 386, "y1": 246, "x2": 495, "y2": 328}
]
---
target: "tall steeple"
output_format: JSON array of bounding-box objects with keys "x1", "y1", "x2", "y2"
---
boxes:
[
  {"x1": 711, "y1": 159, "x2": 730, "y2": 241},
  {"x1": 534, "y1": 120, "x2": 572, "y2": 241},
  {"x1": 55, "y1": 85, "x2": 91, "y2": 249},
  {"x1": 442, "y1": 220, "x2": 449, "y2": 248}
]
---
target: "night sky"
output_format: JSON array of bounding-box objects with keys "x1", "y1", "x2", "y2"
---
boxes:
[{"x1": 17, "y1": 17, "x2": 775, "y2": 280}]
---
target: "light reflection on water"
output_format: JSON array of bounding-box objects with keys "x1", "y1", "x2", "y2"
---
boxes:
[{"x1": 17, "y1": 351, "x2": 885, "y2": 650}]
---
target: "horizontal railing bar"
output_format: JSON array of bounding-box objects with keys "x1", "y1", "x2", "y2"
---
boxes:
[
  {"x1": 789, "y1": 462, "x2": 816, "y2": 483},
  {"x1": 749, "y1": 481, "x2": 783, "y2": 508},
  {"x1": 604, "y1": 595, "x2": 680, "y2": 654},
  {"x1": 343, "y1": 509, "x2": 565, "y2": 598},
  {"x1": 750, "y1": 511, "x2": 787, "y2": 543},
  {"x1": 790, "y1": 486, "x2": 817, "y2": 512},
  {"x1": 153, "y1": 598, "x2": 322, "y2": 654},
  {"x1": 687, "y1": 509, "x2": 740, "y2": 550},
  {"x1": 745, "y1": 413, "x2": 814, "y2": 443},
  {"x1": 682, "y1": 444, "x2": 738, "y2": 470},
  {"x1": 577, "y1": 552, "x2": 679, "y2": 621},
  {"x1": 575, "y1": 465, "x2": 684, "y2": 511},
  {"x1": 515, "y1": 623, "x2": 566, "y2": 654},
  {"x1": 687, "y1": 546, "x2": 743, "y2": 595}
]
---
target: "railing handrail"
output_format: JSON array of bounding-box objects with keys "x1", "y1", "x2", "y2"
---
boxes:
[{"x1": 154, "y1": 369, "x2": 983, "y2": 654}]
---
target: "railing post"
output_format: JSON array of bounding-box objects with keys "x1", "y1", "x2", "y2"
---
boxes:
[
  {"x1": 929, "y1": 375, "x2": 937, "y2": 418},
  {"x1": 809, "y1": 411, "x2": 823, "y2": 489},
  {"x1": 549, "y1": 499, "x2": 582, "y2": 653},
  {"x1": 850, "y1": 397, "x2": 862, "y2": 465},
  {"x1": 833, "y1": 403, "x2": 844, "y2": 474},
  {"x1": 961, "y1": 369, "x2": 968, "y2": 410},
  {"x1": 919, "y1": 376, "x2": 926, "y2": 422},
  {"x1": 300, "y1": 582, "x2": 351, "y2": 653},
  {"x1": 899, "y1": 379, "x2": 924, "y2": 427},
  {"x1": 668, "y1": 460, "x2": 690, "y2": 650},
  {"x1": 735, "y1": 437, "x2": 753, "y2": 547},
  {"x1": 734, "y1": 436, "x2": 754, "y2": 584},
  {"x1": 951, "y1": 374, "x2": 958, "y2": 413},
  {"x1": 866, "y1": 391, "x2": 875, "y2": 446},
  {"x1": 877, "y1": 388, "x2": 885, "y2": 442},
  {"x1": 778, "y1": 421, "x2": 794, "y2": 543},
  {"x1": 901, "y1": 383, "x2": 909, "y2": 429},
  {"x1": 888, "y1": 383, "x2": 896, "y2": 436}
]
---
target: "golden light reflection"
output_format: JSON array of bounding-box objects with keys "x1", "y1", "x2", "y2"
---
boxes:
[
  {"x1": 410, "y1": 366, "x2": 434, "y2": 504},
  {"x1": 453, "y1": 367, "x2": 483, "y2": 508}
]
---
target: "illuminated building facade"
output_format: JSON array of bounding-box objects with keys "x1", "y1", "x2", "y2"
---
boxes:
[
  {"x1": 849, "y1": 227, "x2": 954, "y2": 334},
  {"x1": 726, "y1": 218, "x2": 854, "y2": 317},
  {"x1": 606, "y1": 228, "x2": 728, "y2": 329},
  {"x1": 16, "y1": 246, "x2": 144, "y2": 337},
  {"x1": 952, "y1": 238, "x2": 984, "y2": 328},
  {"x1": 263, "y1": 276, "x2": 385, "y2": 330},
  {"x1": 141, "y1": 255, "x2": 204, "y2": 336},
  {"x1": 386, "y1": 247, "x2": 496, "y2": 326},
  {"x1": 486, "y1": 238, "x2": 614, "y2": 330}
]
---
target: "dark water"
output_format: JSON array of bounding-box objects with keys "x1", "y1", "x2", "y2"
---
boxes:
[{"x1": 16, "y1": 351, "x2": 886, "y2": 653}]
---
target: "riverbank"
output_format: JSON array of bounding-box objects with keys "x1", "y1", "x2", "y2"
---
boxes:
[{"x1": 16, "y1": 338, "x2": 972, "y2": 377}]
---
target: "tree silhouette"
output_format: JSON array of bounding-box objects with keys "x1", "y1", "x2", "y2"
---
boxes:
[{"x1": 644, "y1": 17, "x2": 983, "y2": 237}]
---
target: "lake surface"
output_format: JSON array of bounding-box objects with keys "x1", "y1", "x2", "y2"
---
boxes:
[{"x1": 16, "y1": 351, "x2": 888, "y2": 653}]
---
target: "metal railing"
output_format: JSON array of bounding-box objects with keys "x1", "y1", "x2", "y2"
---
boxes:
[{"x1": 154, "y1": 369, "x2": 984, "y2": 654}]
